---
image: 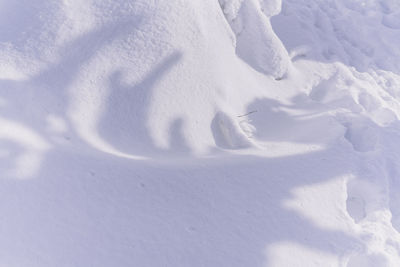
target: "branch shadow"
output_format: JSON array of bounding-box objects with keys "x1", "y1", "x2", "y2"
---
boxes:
[
  {"x1": 0, "y1": 16, "x2": 145, "y2": 178},
  {"x1": 96, "y1": 51, "x2": 189, "y2": 158}
]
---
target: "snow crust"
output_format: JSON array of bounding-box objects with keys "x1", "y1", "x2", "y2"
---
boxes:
[{"x1": 1, "y1": 0, "x2": 400, "y2": 266}]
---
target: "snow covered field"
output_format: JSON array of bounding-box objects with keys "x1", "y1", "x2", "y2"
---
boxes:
[{"x1": 1, "y1": 0, "x2": 400, "y2": 266}]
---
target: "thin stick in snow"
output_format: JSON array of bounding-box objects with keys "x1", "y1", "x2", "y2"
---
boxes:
[{"x1": 237, "y1": 110, "x2": 257, "y2": 118}]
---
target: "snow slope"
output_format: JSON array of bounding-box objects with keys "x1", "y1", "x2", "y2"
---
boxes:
[{"x1": 1, "y1": 0, "x2": 400, "y2": 266}]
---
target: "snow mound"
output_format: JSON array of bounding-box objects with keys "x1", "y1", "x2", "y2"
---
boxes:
[{"x1": 219, "y1": 0, "x2": 290, "y2": 78}]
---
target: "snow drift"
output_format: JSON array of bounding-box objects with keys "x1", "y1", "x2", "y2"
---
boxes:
[{"x1": 1, "y1": 0, "x2": 400, "y2": 266}]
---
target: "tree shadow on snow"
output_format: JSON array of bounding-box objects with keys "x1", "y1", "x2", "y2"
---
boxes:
[
  {"x1": 0, "y1": 130, "x2": 363, "y2": 267},
  {"x1": 96, "y1": 51, "x2": 191, "y2": 158},
  {"x1": 0, "y1": 71, "x2": 365, "y2": 267},
  {"x1": 0, "y1": 45, "x2": 365, "y2": 267},
  {"x1": 0, "y1": 5, "x2": 391, "y2": 267}
]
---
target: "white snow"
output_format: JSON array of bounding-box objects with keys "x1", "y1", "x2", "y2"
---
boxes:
[{"x1": 1, "y1": 0, "x2": 400, "y2": 266}]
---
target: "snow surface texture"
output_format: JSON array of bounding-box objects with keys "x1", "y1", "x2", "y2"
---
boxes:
[
  {"x1": 1, "y1": 0, "x2": 400, "y2": 266},
  {"x1": 219, "y1": 0, "x2": 290, "y2": 78}
]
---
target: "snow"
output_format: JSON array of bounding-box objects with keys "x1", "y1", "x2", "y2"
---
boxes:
[
  {"x1": 1, "y1": 0, "x2": 400, "y2": 266},
  {"x1": 219, "y1": 0, "x2": 290, "y2": 78}
]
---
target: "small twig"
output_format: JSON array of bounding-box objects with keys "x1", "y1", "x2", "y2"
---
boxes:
[{"x1": 237, "y1": 110, "x2": 257, "y2": 118}]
